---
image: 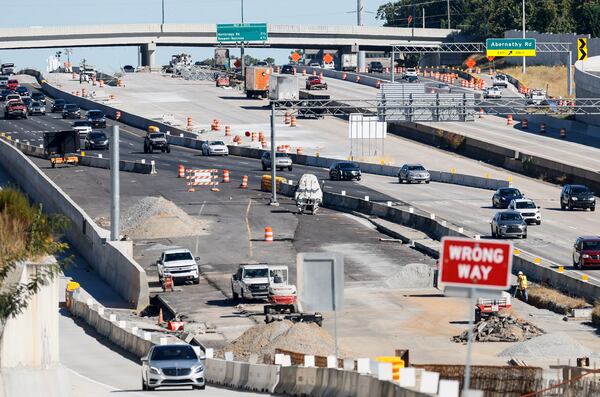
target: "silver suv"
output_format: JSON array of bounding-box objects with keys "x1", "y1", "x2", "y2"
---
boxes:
[
  {"x1": 261, "y1": 151, "x2": 293, "y2": 171},
  {"x1": 141, "y1": 344, "x2": 205, "y2": 391},
  {"x1": 398, "y1": 164, "x2": 430, "y2": 184},
  {"x1": 491, "y1": 211, "x2": 527, "y2": 239}
]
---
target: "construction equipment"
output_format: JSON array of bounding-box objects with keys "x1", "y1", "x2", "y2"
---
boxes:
[
  {"x1": 294, "y1": 174, "x2": 322, "y2": 214},
  {"x1": 43, "y1": 130, "x2": 80, "y2": 168},
  {"x1": 474, "y1": 292, "x2": 512, "y2": 323}
]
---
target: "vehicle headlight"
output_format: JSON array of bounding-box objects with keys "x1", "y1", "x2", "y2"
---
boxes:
[
  {"x1": 591, "y1": 197, "x2": 596, "y2": 201},
  {"x1": 149, "y1": 366, "x2": 161, "y2": 375},
  {"x1": 583, "y1": 254, "x2": 590, "y2": 258},
  {"x1": 193, "y1": 365, "x2": 204, "y2": 373},
  {"x1": 572, "y1": 197, "x2": 578, "y2": 201},
  {"x1": 500, "y1": 225, "x2": 508, "y2": 229}
]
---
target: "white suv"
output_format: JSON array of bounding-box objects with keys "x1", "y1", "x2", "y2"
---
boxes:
[
  {"x1": 493, "y1": 74, "x2": 508, "y2": 88},
  {"x1": 508, "y1": 199, "x2": 541, "y2": 225}
]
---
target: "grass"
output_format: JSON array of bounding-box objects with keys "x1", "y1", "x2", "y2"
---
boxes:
[
  {"x1": 497, "y1": 65, "x2": 572, "y2": 98},
  {"x1": 527, "y1": 284, "x2": 589, "y2": 315}
]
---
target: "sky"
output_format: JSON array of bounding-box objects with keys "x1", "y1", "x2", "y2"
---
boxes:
[{"x1": 0, "y1": 0, "x2": 385, "y2": 74}]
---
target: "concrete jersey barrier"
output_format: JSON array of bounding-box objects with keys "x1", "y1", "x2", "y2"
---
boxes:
[{"x1": 0, "y1": 139, "x2": 149, "y2": 310}]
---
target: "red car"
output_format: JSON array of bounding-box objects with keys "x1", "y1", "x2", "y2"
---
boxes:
[
  {"x1": 573, "y1": 236, "x2": 600, "y2": 268},
  {"x1": 7, "y1": 79, "x2": 18, "y2": 91},
  {"x1": 305, "y1": 75, "x2": 327, "y2": 90}
]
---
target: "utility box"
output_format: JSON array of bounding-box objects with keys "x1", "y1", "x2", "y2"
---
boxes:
[
  {"x1": 269, "y1": 74, "x2": 299, "y2": 101},
  {"x1": 245, "y1": 66, "x2": 272, "y2": 99}
]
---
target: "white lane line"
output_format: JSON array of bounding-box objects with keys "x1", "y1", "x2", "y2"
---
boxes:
[
  {"x1": 64, "y1": 366, "x2": 148, "y2": 396},
  {"x1": 246, "y1": 199, "x2": 253, "y2": 258},
  {"x1": 194, "y1": 200, "x2": 206, "y2": 256}
]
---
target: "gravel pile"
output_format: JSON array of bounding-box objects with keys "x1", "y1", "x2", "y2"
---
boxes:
[
  {"x1": 120, "y1": 196, "x2": 208, "y2": 239},
  {"x1": 452, "y1": 314, "x2": 544, "y2": 343},
  {"x1": 499, "y1": 332, "x2": 593, "y2": 358},
  {"x1": 218, "y1": 320, "x2": 338, "y2": 363}
]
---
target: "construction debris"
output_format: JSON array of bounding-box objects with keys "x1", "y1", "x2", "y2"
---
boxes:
[{"x1": 452, "y1": 314, "x2": 544, "y2": 343}]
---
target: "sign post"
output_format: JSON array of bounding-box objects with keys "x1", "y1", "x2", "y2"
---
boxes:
[
  {"x1": 486, "y1": 38, "x2": 536, "y2": 57},
  {"x1": 438, "y1": 237, "x2": 513, "y2": 395}
]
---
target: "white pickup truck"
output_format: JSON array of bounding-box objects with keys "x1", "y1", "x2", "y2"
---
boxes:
[
  {"x1": 231, "y1": 264, "x2": 270, "y2": 302},
  {"x1": 157, "y1": 248, "x2": 200, "y2": 284},
  {"x1": 492, "y1": 74, "x2": 508, "y2": 88}
]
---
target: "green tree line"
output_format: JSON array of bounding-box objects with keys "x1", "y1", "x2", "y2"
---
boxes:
[{"x1": 377, "y1": 0, "x2": 600, "y2": 38}]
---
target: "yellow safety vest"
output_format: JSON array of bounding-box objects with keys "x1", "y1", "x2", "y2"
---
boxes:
[{"x1": 518, "y1": 275, "x2": 528, "y2": 290}]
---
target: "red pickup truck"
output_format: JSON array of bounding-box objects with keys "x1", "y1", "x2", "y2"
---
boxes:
[
  {"x1": 7, "y1": 79, "x2": 19, "y2": 91},
  {"x1": 4, "y1": 100, "x2": 27, "y2": 119},
  {"x1": 305, "y1": 75, "x2": 327, "y2": 90}
]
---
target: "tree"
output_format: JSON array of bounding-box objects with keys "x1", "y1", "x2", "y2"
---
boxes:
[
  {"x1": 243, "y1": 54, "x2": 260, "y2": 66},
  {"x1": 0, "y1": 188, "x2": 69, "y2": 335},
  {"x1": 263, "y1": 57, "x2": 275, "y2": 65},
  {"x1": 577, "y1": 1, "x2": 600, "y2": 38}
]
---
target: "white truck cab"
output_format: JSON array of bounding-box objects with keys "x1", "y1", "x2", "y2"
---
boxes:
[
  {"x1": 231, "y1": 264, "x2": 270, "y2": 301},
  {"x1": 157, "y1": 248, "x2": 200, "y2": 284}
]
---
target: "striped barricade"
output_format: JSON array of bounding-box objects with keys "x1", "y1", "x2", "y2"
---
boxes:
[{"x1": 185, "y1": 169, "x2": 218, "y2": 191}]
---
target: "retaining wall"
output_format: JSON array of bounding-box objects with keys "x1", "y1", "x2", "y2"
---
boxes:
[{"x1": 0, "y1": 139, "x2": 149, "y2": 310}]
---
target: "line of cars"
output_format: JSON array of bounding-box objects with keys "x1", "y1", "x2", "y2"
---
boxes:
[
  {"x1": 1, "y1": 79, "x2": 48, "y2": 119},
  {"x1": 49, "y1": 99, "x2": 111, "y2": 150}
]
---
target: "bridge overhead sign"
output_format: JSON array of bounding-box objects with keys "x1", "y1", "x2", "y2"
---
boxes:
[
  {"x1": 216, "y1": 23, "x2": 268, "y2": 42},
  {"x1": 486, "y1": 38, "x2": 536, "y2": 57}
]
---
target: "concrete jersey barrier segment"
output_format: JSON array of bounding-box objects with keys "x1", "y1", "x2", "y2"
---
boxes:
[{"x1": 0, "y1": 139, "x2": 149, "y2": 310}]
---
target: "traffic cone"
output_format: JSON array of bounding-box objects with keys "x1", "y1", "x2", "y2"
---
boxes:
[
  {"x1": 507, "y1": 115, "x2": 513, "y2": 126},
  {"x1": 239, "y1": 175, "x2": 248, "y2": 189},
  {"x1": 178, "y1": 164, "x2": 185, "y2": 178},
  {"x1": 265, "y1": 227, "x2": 273, "y2": 242},
  {"x1": 223, "y1": 169, "x2": 230, "y2": 183}
]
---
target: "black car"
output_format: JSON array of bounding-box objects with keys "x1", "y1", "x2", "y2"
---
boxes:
[
  {"x1": 329, "y1": 162, "x2": 362, "y2": 181},
  {"x1": 87, "y1": 109, "x2": 106, "y2": 128},
  {"x1": 123, "y1": 65, "x2": 135, "y2": 73},
  {"x1": 492, "y1": 187, "x2": 524, "y2": 209},
  {"x1": 22, "y1": 97, "x2": 33, "y2": 107},
  {"x1": 560, "y1": 184, "x2": 596, "y2": 211},
  {"x1": 31, "y1": 91, "x2": 46, "y2": 105},
  {"x1": 281, "y1": 65, "x2": 295, "y2": 75},
  {"x1": 84, "y1": 131, "x2": 109, "y2": 150},
  {"x1": 15, "y1": 86, "x2": 29, "y2": 96},
  {"x1": 368, "y1": 61, "x2": 384, "y2": 73},
  {"x1": 52, "y1": 99, "x2": 66, "y2": 112},
  {"x1": 405, "y1": 75, "x2": 419, "y2": 83},
  {"x1": 0, "y1": 89, "x2": 13, "y2": 101},
  {"x1": 62, "y1": 104, "x2": 81, "y2": 119}
]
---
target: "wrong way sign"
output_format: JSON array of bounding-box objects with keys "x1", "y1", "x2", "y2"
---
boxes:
[{"x1": 438, "y1": 237, "x2": 512, "y2": 290}]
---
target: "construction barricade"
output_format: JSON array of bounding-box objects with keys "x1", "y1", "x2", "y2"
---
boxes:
[
  {"x1": 185, "y1": 169, "x2": 218, "y2": 192},
  {"x1": 261, "y1": 174, "x2": 288, "y2": 193}
]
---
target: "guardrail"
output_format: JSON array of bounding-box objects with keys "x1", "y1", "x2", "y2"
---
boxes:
[{"x1": 0, "y1": 139, "x2": 149, "y2": 310}]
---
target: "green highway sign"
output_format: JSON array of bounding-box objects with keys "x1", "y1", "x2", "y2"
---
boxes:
[
  {"x1": 216, "y1": 23, "x2": 268, "y2": 42},
  {"x1": 486, "y1": 38, "x2": 536, "y2": 57}
]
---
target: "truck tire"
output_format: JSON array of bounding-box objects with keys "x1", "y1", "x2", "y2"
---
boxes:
[
  {"x1": 262, "y1": 163, "x2": 267, "y2": 171},
  {"x1": 166, "y1": 145, "x2": 171, "y2": 154},
  {"x1": 232, "y1": 288, "x2": 239, "y2": 302},
  {"x1": 246, "y1": 92, "x2": 252, "y2": 99},
  {"x1": 149, "y1": 146, "x2": 153, "y2": 154},
  {"x1": 143, "y1": 145, "x2": 148, "y2": 154},
  {"x1": 475, "y1": 308, "x2": 482, "y2": 323},
  {"x1": 193, "y1": 277, "x2": 200, "y2": 285}
]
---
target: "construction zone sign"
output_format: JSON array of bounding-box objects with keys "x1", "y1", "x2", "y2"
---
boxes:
[{"x1": 438, "y1": 237, "x2": 513, "y2": 290}]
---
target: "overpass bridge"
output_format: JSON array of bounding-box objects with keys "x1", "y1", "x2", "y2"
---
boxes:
[{"x1": 0, "y1": 23, "x2": 456, "y2": 67}]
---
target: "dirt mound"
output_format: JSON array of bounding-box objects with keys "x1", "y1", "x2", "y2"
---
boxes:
[
  {"x1": 120, "y1": 196, "x2": 209, "y2": 239},
  {"x1": 218, "y1": 320, "x2": 338, "y2": 363},
  {"x1": 498, "y1": 332, "x2": 592, "y2": 358},
  {"x1": 452, "y1": 314, "x2": 544, "y2": 343}
]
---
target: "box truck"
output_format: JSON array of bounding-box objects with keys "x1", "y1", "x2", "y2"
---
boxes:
[
  {"x1": 269, "y1": 74, "x2": 299, "y2": 101},
  {"x1": 341, "y1": 54, "x2": 357, "y2": 71},
  {"x1": 245, "y1": 66, "x2": 272, "y2": 99}
]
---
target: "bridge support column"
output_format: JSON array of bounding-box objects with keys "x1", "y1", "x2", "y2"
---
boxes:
[{"x1": 140, "y1": 42, "x2": 156, "y2": 68}]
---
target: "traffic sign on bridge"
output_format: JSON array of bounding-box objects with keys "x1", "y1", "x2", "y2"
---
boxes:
[
  {"x1": 216, "y1": 23, "x2": 268, "y2": 42},
  {"x1": 486, "y1": 38, "x2": 536, "y2": 57},
  {"x1": 438, "y1": 237, "x2": 513, "y2": 290}
]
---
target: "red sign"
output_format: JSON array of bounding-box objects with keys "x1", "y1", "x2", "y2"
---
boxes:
[
  {"x1": 438, "y1": 237, "x2": 512, "y2": 290},
  {"x1": 323, "y1": 53, "x2": 334, "y2": 64},
  {"x1": 465, "y1": 58, "x2": 476, "y2": 69},
  {"x1": 290, "y1": 52, "x2": 301, "y2": 63}
]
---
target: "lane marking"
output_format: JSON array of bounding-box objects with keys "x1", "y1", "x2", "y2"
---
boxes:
[
  {"x1": 64, "y1": 366, "x2": 148, "y2": 396},
  {"x1": 245, "y1": 198, "x2": 253, "y2": 258},
  {"x1": 194, "y1": 200, "x2": 206, "y2": 256}
]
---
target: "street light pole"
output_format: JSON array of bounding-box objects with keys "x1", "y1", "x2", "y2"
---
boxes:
[
  {"x1": 522, "y1": 0, "x2": 526, "y2": 74},
  {"x1": 240, "y1": 0, "x2": 245, "y2": 79},
  {"x1": 161, "y1": 0, "x2": 165, "y2": 31}
]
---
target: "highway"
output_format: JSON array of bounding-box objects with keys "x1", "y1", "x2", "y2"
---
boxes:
[{"x1": 3, "y1": 75, "x2": 600, "y2": 286}]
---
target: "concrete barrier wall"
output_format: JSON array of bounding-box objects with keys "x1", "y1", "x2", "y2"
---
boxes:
[
  {"x1": 389, "y1": 121, "x2": 600, "y2": 194},
  {"x1": 0, "y1": 140, "x2": 149, "y2": 310}
]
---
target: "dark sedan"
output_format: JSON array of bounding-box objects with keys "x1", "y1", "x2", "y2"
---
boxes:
[
  {"x1": 329, "y1": 162, "x2": 362, "y2": 181},
  {"x1": 492, "y1": 187, "x2": 524, "y2": 209},
  {"x1": 0, "y1": 89, "x2": 13, "y2": 101},
  {"x1": 87, "y1": 109, "x2": 107, "y2": 128},
  {"x1": 31, "y1": 91, "x2": 46, "y2": 105},
  {"x1": 281, "y1": 65, "x2": 295, "y2": 75},
  {"x1": 15, "y1": 86, "x2": 29, "y2": 96},
  {"x1": 84, "y1": 131, "x2": 109, "y2": 150},
  {"x1": 52, "y1": 99, "x2": 66, "y2": 112},
  {"x1": 62, "y1": 104, "x2": 81, "y2": 119}
]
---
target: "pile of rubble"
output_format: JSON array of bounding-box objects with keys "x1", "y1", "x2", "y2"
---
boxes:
[{"x1": 452, "y1": 315, "x2": 544, "y2": 343}]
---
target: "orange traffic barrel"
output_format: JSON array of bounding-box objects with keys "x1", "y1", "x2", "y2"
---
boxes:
[
  {"x1": 284, "y1": 112, "x2": 291, "y2": 125},
  {"x1": 290, "y1": 116, "x2": 297, "y2": 127},
  {"x1": 178, "y1": 164, "x2": 185, "y2": 178},
  {"x1": 115, "y1": 111, "x2": 121, "y2": 120},
  {"x1": 507, "y1": 115, "x2": 513, "y2": 126},
  {"x1": 187, "y1": 117, "x2": 193, "y2": 127},
  {"x1": 223, "y1": 169, "x2": 230, "y2": 183},
  {"x1": 239, "y1": 175, "x2": 248, "y2": 189},
  {"x1": 99, "y1": 80, "x2": 104, "y2": 87},
  {"x1": 302, "y1": 69, "x2": 306, "y2": 76},
  {"x1": 479, "y1": 108, "x2": 484, "y2": 118},
  {"x1": 261, "y1": 141, "x2": 268, "y2": 149},
  {"x1": 265, "y1": 227, "x2": 273, "y2": 242},
  {"x1": 296, "y1": 147, "x2": 303, "y2": 155},
  {"x1": 225, "y1": 125, "x2": 231, "y2": 136}
]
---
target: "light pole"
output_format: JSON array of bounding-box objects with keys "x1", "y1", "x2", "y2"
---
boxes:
[
  {"x1": 522, "y1": 0, "x2": 526, "y2": 74},
  {"x1": 240, "y1": 0, "x2": 245, "y2": 79}
]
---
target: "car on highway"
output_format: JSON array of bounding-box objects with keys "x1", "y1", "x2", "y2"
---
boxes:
[
  {"x1": 368, "y1": 61, "x2": 384, "y2": 73},
  {"x1": 4, "y1": 100, "x2": 27, "y2": 119},
  {"x1": 492, "y1": 187, "x2": 524, "y2": 209},
  {"x1": 51, "y1": 98, "x2": 66, "y2": 112},
  {"x1": 123, "y1": 65, "x2": 135, "y2": 73},
  {"x1": 5, "y1": 93, "x2": 21, "y2": 103},
  {"x1": 30, "y1": 91, "x2": 46, "y2": 105},
  {"x1": 141, "y1": 344, "x2": 205, "y2": 391},
  {"x1": 0, "y1": 89, "x2": 13, "y2": 101},
  {"x1": 507, "y1": 198, "x2": 541, "y2": 225},
  {"x1": 491, "y1": 211, "x2": 527, "y2": 239},
  {"x1": 86, "y1": 109, "x2": 107, "y2": 128},
  {"x1": 201, "y1": 140, "x2": 229, "y2": 156},
  {"x1": 483, "y1": 86, "x2": 502, "y2": 99},
  {"x1": 405, "y1": 68, "x2": 418, "y2": 78},
  {"x1": 15, "y1": 86, "x2": 29, "y2": 97},
  {"x1": 329, "y1": 161, "x2": 362, "y2": 181},
  {"x1": 493, "y1": 74, "x2": 508, "y2": 88},
  {"x1": 560, "y1": 184, "x2": 596, "y2": 211},
  {"x1": 215, "y1": 73, "x2": 230, "y2": 87},
  {"x1": 156, "y1": 248, "x2": 200, "y2": 284},
  {"x1": 305, "y1": 75, "x2": 327, "y2": 90},
  {"x1": 255, "y1": 61, "x2": 268, "y2": 67},
  {"x1": 28, "y1": 101, "x2": 46, "y2": 116},
  {"x1": 323, "y1": 61, "x2": 335, "y2": 70},
  {"x1": 0, "y1": 76, "x2": 8, "y2": 87},
  {"x1": 261, "y1": 151, "x2": 293, "y2": 171},
  {"x1": 62, "y1": 104, "x2": 81, "y2": 119},
  {"x1": 572, "y1": 236, "x2": 600, "y2": 269},
  {"x1": 281, "y1": 65, "x2": 295, "y2": 75},
  {"x1": 398, "y1": 163, "x2": 431, "y2": 184},
  {"x1": 83, "y1": 131, "x2": 109, "y2": 150},
  {"x1": 527, "y1": 89, "x2": 547, "y2": 105},
  {"x1": 72, "y1": 120, "x2": 93, "y2": 137},
  {"x1": 7, "y1": 79, "x2": 18, "y2": 91},
  {"x1": 21, "y1": 96, "x2": 32, "y2": 108},
  {"x1": 432, "y1": 83, "x2": 451, "y2": 93},
  {"x1": 309, "y1": 61, "x2": 320, "y2": 67},
  {"x1": 144, "y1": 132, "x2": 170, "y2": 153}
]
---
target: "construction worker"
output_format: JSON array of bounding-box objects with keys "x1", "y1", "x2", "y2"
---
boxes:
[{"x1": 515, "y1": 271, "x2": 528, "y2": 302}]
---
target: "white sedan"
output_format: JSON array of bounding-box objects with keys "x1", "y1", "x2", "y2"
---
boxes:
[{"x1": 201, "y1": 140, "x2": 229, "y2": 156}]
